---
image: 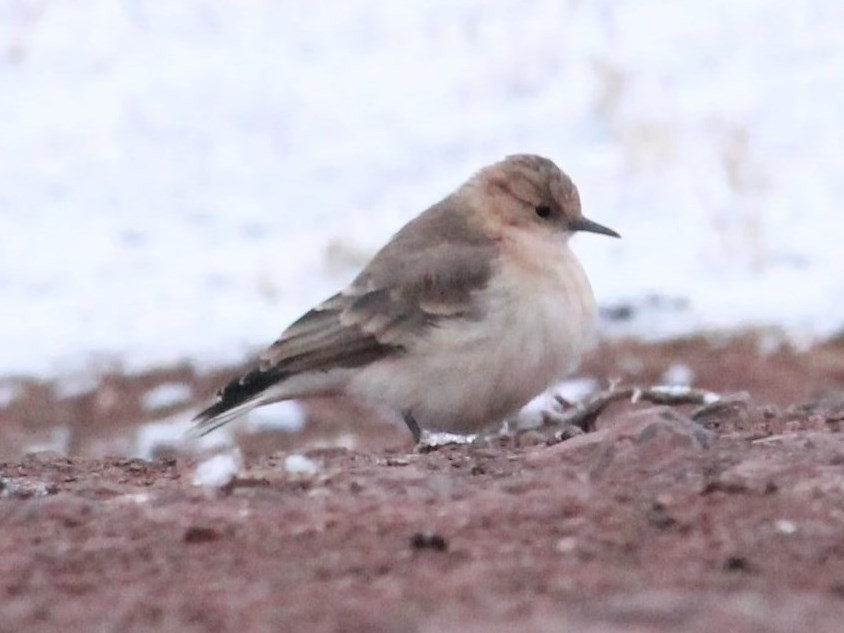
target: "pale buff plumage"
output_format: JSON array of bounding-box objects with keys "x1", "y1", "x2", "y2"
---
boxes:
[{"x1": 194, "y1": 154, "x2": 619, "y2": 440}]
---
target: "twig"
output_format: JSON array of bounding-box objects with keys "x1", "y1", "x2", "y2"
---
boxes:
[{"x1": 544, "y1": 384, "x2": 737, "y2": 434}]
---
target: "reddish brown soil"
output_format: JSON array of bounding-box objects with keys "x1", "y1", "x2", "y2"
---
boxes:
[{"x1": 1, "y1": 333, "x2": 844, "y2": 632}]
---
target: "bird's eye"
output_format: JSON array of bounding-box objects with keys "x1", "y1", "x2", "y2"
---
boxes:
[{"x1": 535, "y1": 204, "x2": 552, "y2": 219}]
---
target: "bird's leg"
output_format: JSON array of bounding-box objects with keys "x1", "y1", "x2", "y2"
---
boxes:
[
  {"x1": 402, "y1": 412, "x2": 478, "y2": 452},
  {"x1": 401, "y1": 410, "x2": 422, "y2": 443}
]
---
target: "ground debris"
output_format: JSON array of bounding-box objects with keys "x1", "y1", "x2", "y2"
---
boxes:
[
  {"x1": 0, "y1": 475, "x2": 57, "y2": 498},
  {"x1": 183, "y1": 525, "x2": 225, "y2": 544},
  {"x1": 541, "y1": 383, "x2": 733, "y2": 435},
  {"x1": 1, "y1": 336, "x2": 844, "y2": 632},
  {"x1": 410, "y1": 531, "x2": 448, "y2": 552}
]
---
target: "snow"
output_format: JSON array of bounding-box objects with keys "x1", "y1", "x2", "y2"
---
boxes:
[
  {"x1": 134, "y1": 413, "x2": 232, "y2": 460},
  {"x1": 54, "y1": 374, "x2": 100, "y2": 399},
  {"x1": 0, "y1": 382, "x2": 22, "y2": 408},
  {"x1": 24, "y1": 426, "x2": 72, "y2": 456},
  {"x1": 243, "y1": 401, "x2": 307, "y2": 433},
  {"x1": 515, "y1": 378, "x2": 598, "y2": 429},
  {"x1": 109, "y1": 492, "x2": 152, "y2": 505},
  {"x1": 556, "y1": 378, "x2": 600, "y2": 403},
  {"x1": 193, "y1": 449, "x2": 243, "y2": 489},
  {"x1": 660, "y1": 364, "x2": 696, "y2": 387},
  {"x1": 418, "y1": 431, "x2": 477, "y2": 448},
  {"x1": 283, "y1": 454, "x2": 321, "y2": 477},
  {"x1": 646, "y1": 385, "x2": 721, "y2": 405},
  {"x1": 141, "y1": 382, "x2": 193, "y2": 411},
  {"x1": 2, "y1": 0, "x2": 843, "y2": 379}
]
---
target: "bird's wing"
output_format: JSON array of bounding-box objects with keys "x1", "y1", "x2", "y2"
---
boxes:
[
  {"x1": 193, "y1": 199, "x2": 498, "y2": 434},
  {"x1": 259, "y1": 239, "x2": 497, "y2": 373}
]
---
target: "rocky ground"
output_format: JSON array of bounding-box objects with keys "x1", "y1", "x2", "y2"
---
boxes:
[{"x1": 1, "y1": 332, "x2": 844, "y2": 632}]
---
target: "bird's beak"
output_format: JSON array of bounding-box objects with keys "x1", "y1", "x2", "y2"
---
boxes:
[{"x1": 568, "y1": 217, "x2": 620, "y2": 238}]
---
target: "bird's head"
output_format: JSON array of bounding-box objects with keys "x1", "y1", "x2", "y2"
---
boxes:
[{"x1": 468, "y1": 154, "x2": 620, "y2": 242}]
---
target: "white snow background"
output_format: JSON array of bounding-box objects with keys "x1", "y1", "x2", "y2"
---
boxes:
[{"x1": 1, "y1": 0, "x2": 843, "y2": 379}]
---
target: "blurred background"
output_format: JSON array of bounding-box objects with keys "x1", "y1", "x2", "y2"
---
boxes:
[{"x1": 1, "y1": 0, "x2": 842, "y2": 458}]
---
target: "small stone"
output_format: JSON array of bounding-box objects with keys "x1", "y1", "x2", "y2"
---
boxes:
[
  {"x1": 183, "y1": 526, "x2": 222, "y2": 544},
  {"x1": 722, "y1": 556, "x2": 753, "y2": 573},
  {"x1": 645, "y1": 501, "x2": 678, "y2": 530},
  {"x1": 549, "y1": 425, "x2": 585, "y2": 444},
  {"x1": 762, "y1": 406, "x2": 778, "y2": 420},
  {"x1": 555, "y1": 536, "x2": 577, "y2": 553},
  {"x1": 470, "y1": 464, "x2": 486, "y2": 476},
  {"x1": 617, "y1": 407, "x2": 714, "y2": 446},
  {"x1": 410, "y1": 531, "x2": 448, "y2": 552}
]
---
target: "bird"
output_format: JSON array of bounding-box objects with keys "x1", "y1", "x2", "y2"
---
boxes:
[{"x1": 193, "y1": 154, "x2": 619, "y2": 442}]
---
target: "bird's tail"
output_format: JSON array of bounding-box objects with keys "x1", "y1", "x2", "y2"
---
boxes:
[{"x1": 192, "y1": 366, "x2": 286, "y2": 436}]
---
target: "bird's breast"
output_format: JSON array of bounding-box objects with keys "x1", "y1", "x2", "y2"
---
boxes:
[{"x1": 488, "y1": 240, "x2": 597, "y2": 380}]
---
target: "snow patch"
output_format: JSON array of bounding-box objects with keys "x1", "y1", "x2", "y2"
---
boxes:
[
  {"x1": 660, "y1": 364, "x2": 696, "y2": 387},
  {"x1": 244, "y1": 400, "x2": 307, "y2": 433},
  {"x1": 555, "y1": 378, "x2": 599, "y2": 403},
  {"x1": 774, "y1": 519, "x2": 798, "y2": 535},
  {"x1": 193, "y1": 449, "x2": 243, "y2": 489},
  {"x1": 110, "y1": 492, "x2": 153, "y2": 505},
  {"x1": 142, "y1": 382, "x2": 193, "y2": 411},
  {"x1": 134, "y1": 413, "x2": 232, "y2": 460},
  {"x1": 284, "y1": 454, "x2": 321, "y2": 476},
  {"x1": 55, "y1": 374, "x2": 100, "y2": 399},
  {"x1": 2, "y1": 1, "x2": 843, "y2": 378},
  {"x1": 0, "y1": 382, "x2": 22, "y2": 408},
  {"x1": 24, "y1": 427, "x2": 71, "y2": 456},
  {"x1": 511, "y1": 379, "x2": 598, "y2": 430},
  {"x1": 418, "y1": 431, "x2": 477, "y2": 448}
]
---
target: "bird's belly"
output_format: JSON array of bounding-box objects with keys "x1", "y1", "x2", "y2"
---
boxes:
[{"x1": 349, "y1": 261, "x2": 596, "y2": 432}]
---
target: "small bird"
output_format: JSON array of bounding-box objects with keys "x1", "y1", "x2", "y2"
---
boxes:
[{"x1": 194, "y1": 154, "x2": 619, "y2": 441}]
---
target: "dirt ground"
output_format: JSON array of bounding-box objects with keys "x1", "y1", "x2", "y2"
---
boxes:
[{"x1": 2, "y1": 332, "x2": 844, "y2": 632}]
